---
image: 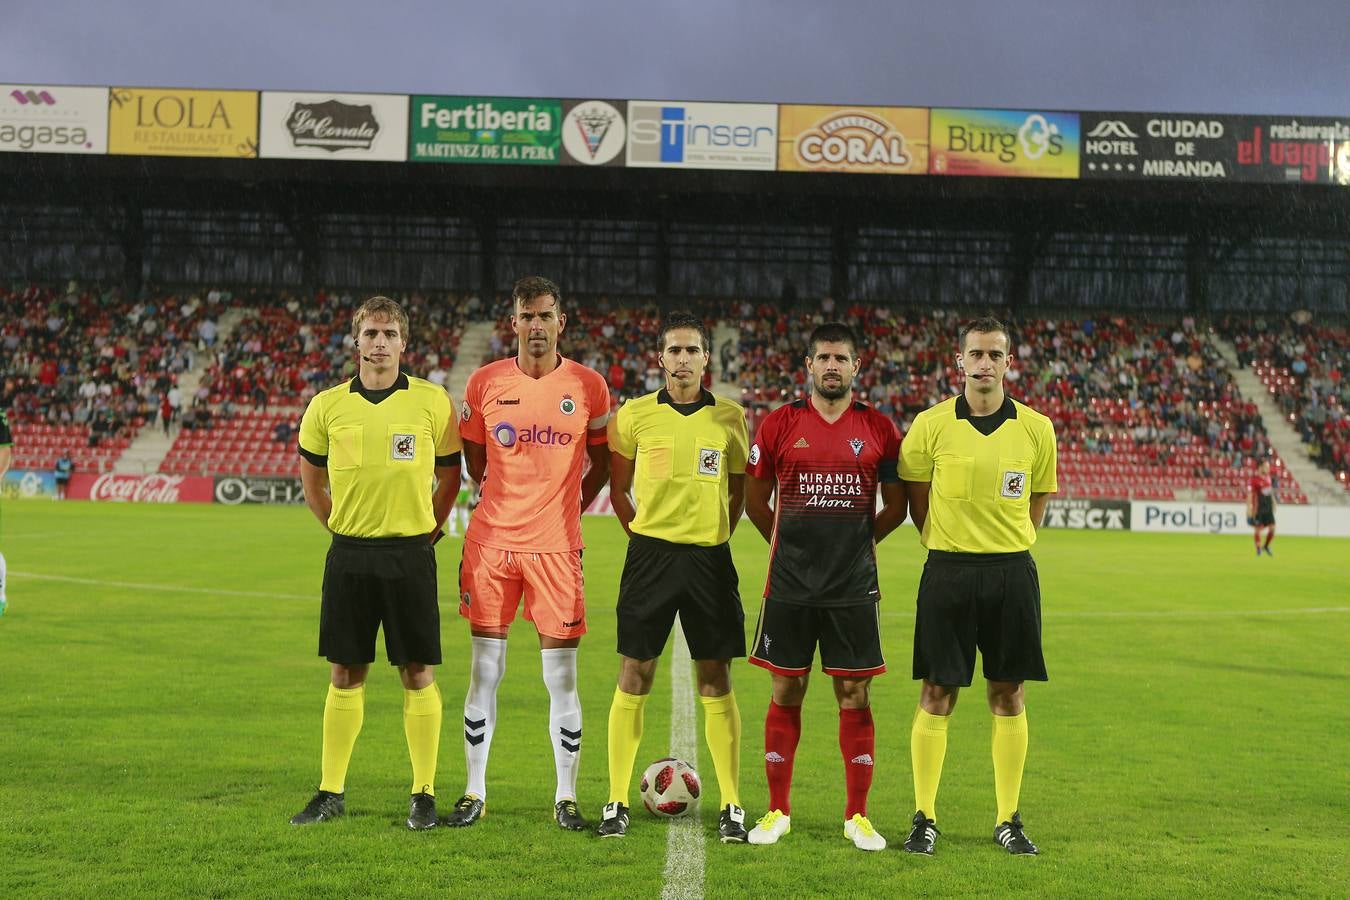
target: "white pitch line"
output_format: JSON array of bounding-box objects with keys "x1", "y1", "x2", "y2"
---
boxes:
[
  {"x1": 11, "y1": 570, "x2": 314, "y2": 601},
  {"x1": 13, "y1": 570, "x2": 1350, "y2": 622},
  {"x1": 661, "y1": 614, "x2": 703, "y2": 900}
]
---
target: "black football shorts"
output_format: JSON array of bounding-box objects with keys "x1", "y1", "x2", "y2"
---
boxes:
[{"x1": 319, "y1": 534, "x2": 441, "y2": 666}]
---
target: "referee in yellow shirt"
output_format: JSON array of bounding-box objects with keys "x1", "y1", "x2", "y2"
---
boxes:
[
  {"x1": 288, "y1": 296, "x2": 462, "y2": 831},
  {"x1": 899, "y1": 316, "x2": 1057, "y2": 857},
  {"x1": 597, "y1": 311, "x2": 750, "y2": 843}
]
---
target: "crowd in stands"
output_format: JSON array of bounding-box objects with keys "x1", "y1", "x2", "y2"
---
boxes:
[
  {"x1": 1222, "y1": 315, "x2": 1350, "y2": 484},
  {"x1": 3, "y1": 280, "x2": 1344, "y2": 503}
]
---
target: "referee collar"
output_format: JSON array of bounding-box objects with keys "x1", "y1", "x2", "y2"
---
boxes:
[
  {"x1": 658, "y1": 387, "x2": 715, "y2": 416},
  {"x1": 350, "y1": 371, "x2": 410, "y2": 404},
  {"x1": 956, "y1": 394, "x2": 1016, "y2": 436}
]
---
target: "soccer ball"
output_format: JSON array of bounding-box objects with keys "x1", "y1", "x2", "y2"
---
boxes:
[{"x1": 639, "y1": 757, "x2": 701, "y2": 818}]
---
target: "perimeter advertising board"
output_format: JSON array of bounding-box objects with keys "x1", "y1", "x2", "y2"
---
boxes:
[
  {"x1": 260, "y1": 92, "x2": 408, "y2": 161},
  {"x1": 1081, "y1": 112, "x2": 1350, "y2": 184},
  {"x1": 2, "y1": 470, "x2": 57, "y2": 499},
  {"x1": 777, "y1": 105, "x2": 928, "y2": 174},
  {"x1": 67, "y1": 472, "x2": 215, "y2": 503},
  {"x1": 410, "y1": 96, "x2": 560, "y2": 164},
  {"x1": 1043, "y1": 498, "x2": 1131, "y2": 530},
  {"x1": 929, "y1": 108, "x2": 1079, "y2": 178},
  {"x1": 213, "y1": 475, "x2": 305, "y2": 505},
  {"x1": 560, "y1": 99, "x2": 627, "y2": 166},
  {"x1": 108, "y1": 87, "x2": 258, "y2": 158},
  {"x1": 626, "y1": 101, "x2": 777, "y2": 170},
  {"x1": 0, "y1": 84, "x2": 108, "y2": 154}
]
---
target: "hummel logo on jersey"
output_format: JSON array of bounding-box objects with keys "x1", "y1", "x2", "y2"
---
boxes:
[
  {"x1": 496, "y1": 398, "x2": 520, "y2": 405},
  {"x1": 848, "y1": 438, "x2": 865, "y2": 458},
  {"x1": 793, "y1": 437, "x2": 810, "y2": 449},
  {"x1": 850, "y1": 754, "x2": 874, "y2": 766},
  {"x1": 765, "y1": 751, "x2": 787, "y2": 763}
]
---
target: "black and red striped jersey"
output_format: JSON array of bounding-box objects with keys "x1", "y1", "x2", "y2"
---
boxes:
[{"x1": 746, "y1": 398, "x2": 901, "y2": 606}]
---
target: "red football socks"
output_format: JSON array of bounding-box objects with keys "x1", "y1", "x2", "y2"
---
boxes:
[
  {"x1": 764, "y1": 701, "x2": 802, "y2": 815},
  {"x1": 839, "y1": 707, "x2": 875, "y2": 819}
]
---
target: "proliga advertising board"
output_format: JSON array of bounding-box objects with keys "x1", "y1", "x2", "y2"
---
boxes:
[
  {"x1": 0, "y1": 84, "x2": 108, "y2": 154},
  {"x1": 260, "y1": 92, "x2": 408, "y2": 161},
  {"x1": 929, "y1": 108, "x2": 1079, "y2": 178},
  {"x1": 560, "y1": 99, "x2": 627, "y2": 166},
  {"x1": 108, "y1": 87, "x2": 258, "y2": 158},
  {"x1": 410, "y1": 96, "x2": 560, "y2": 164},
  {"x1": 626, "y1": 101, "x2": 777, "y2": 171},
  {"x1": 777, "y1": 105, "x2": 928, "y2": 174},
  {"x1": 1043, "y1": 498, "x2": 1131, "y2": 530},
  {"x1": 1130, "y1": 500, "x2": 1350, "y2": 537}
]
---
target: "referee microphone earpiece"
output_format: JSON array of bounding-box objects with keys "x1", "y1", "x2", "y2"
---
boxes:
[{"x1": 355, "y1": 340, "x2": 373, "y2": 364}]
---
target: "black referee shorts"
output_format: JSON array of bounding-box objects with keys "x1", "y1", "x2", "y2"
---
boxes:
[
  {"x1": 912, "y1": 550, "x2": 1047, "y2": 687},
  {"x1": 319, "y1": 534, "x2": 441, "y2": 667},
  {"x1": 616, "y1": 534, "x2": 745, "y2": 661}
]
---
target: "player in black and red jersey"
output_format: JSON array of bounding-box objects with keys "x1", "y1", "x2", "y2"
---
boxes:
[
  {"x1": 1247, "y1": 459, "x2": 1277, "y2": 556},
  {"x1": 742, "y1": 322, "x2": 907, "y2": 852}
]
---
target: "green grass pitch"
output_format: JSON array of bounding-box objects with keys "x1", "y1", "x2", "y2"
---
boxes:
[{"x1": 1, "y1": 501, "x2": 1347, "y2": 897}]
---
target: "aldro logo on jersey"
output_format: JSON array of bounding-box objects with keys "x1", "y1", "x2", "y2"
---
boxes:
[{"x1": 493, "y1": 421, "x2": 574, "y2": 448}]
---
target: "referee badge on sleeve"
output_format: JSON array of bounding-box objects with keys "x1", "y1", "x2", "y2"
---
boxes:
[
  {"x1": 1001, "y1": 470, "x2": 1027, "y2": 498},
  {"x1": 392, "y1": 433, "x2": 416, "y2": 460},
  {"x1": 698, "y1": 448, "x2": 723, "y2": 477}
]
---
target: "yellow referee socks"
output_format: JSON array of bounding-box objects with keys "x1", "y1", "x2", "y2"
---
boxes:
[
  {"x1": 403, "y1": 682, "x2": 443, "y2": 795},
  {"x1": 319, "y1": 684, "x2": 365, "y2": 794},
  {"x1": 992, "y1": 710, "x2": 1028, "y2": 825},
  {"x1": 607, "y1": 688, "x2": 648, "y2": 805},
  {"x1": 910, "y1": 707, "x2": 950, "y2": 821},
  {"x1": 701, "y1": 691, "x2": 742, "y2": 809}
]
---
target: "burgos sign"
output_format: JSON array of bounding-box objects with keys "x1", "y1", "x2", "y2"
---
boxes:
[
  {"x1": 627, "y1": 101, "x2": 777, "y2": 171},
  {"x1": 0, "y1": 84, "x2": 108, "y2": 154},
  {"x1": 929, "y1": 108, "x2": 1079, "y2": 178}
]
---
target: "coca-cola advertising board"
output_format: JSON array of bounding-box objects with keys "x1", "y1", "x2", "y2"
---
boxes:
[{"x1": 67, "y1": 473, "x2": 214, "y2": 503}]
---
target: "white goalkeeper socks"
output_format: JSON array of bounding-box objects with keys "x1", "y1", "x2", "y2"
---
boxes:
[
  {"x1": 541, "y1": 647, "x2": 582, "y2": 804},
  {"x1": 463, "y1": 636, "x2": 507, "y2": 800}
]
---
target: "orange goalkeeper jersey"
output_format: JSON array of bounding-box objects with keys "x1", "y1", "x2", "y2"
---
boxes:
[{"x1": 460, "y1": 356, "x2": 611, "y2": 552}]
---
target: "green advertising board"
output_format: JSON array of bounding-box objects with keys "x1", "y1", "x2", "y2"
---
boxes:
[{"x1": 410, "y1": 96, "x2": 561, "y2": 164}]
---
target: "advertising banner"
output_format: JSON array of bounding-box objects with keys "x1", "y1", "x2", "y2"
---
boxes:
[
  {"x1": 1081, "y1": 112, "x2": 1235, "y2": 181},
  {"x1": 260, "y1": 91, "x2": 408, "y2": 161},
  {"x1": 108, "y1": 87, "x2": 258, "y2": 158},
  {"x1": 626, "y1": 101, "x2": 777, "y2": 170},
  {"x1": 1229, "y1": 116, "x2": 1350, "y2": 185},
  {"x1": 410, "y1": 96, "x2": 560, "y2": 164},
  {"x1": 1, "y1": 470, "x2": 57, "y2": 499},
  {"x1": 777, "y1": 105, "x2": 928, "y2": 174},
  {"x1": 560, "y1": 99, "x2": 627, "y2": 166},
  {"x1": 929, "y1": 108, "x2": 1079, "y2": 178},
  {"x1": 1043, "y1": 498, "x2": 1131, "y2": 530},
  {"x1": 68, "y1": 472, "x2": 214, "y2": 503},
  {"x1": 0, "y1": 84, "x2": 108, "y2": 155},
  {"x1": 213, "y1": 475, "x2": 305, "y2": 505},
  {"x1": 1131, "y1": 501, "x2": 1350, "y2": 538}
]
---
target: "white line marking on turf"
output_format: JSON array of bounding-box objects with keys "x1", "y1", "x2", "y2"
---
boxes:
[
  {"x1": 661, "y1": 614, "x2": 703, "y2": 900},
  {"x1": 11, "y1": 571, "x2": 313, "y2": 601},
  {"x1": 14, "y1": 571, "x2": 1350, "y2": 622}
]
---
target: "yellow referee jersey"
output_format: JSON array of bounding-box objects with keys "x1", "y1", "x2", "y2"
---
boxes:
[
  {"x1": 900, "y1": 395, "x2": 1057, "y2": 553},
  {"x1": 299, "y1": 373, "x2": 461, "y2": 538},
  {"x1": 610, "y1": 389, "x2": 749, "y2": 547}
]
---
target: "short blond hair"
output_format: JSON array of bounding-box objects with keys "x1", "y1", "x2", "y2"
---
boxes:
[{"x1": 350, "y1": 296, "x2": 409, "y2": 342}]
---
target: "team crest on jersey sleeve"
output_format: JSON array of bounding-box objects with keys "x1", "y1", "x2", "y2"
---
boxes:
[
  {"x1": 460, "y1": 400, "x2": 472, "y2": 422},
  {"x1": 392, "y1": 433, "x2": 416, "y2": 460},
  {"x1": 1001, "y1": 470, "x2": 1027, "y2": 498},
  {"x1": 748, "y1": 444, "x2": 761, "y2": 466}
]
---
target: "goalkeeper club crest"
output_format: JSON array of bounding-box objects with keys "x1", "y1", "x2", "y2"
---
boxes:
[
  {"x1": 392, "y1": 433, "x2": 416, "y2": 460},
  {"x1": 1001, "y1": 470, "x2": 1027, "y2": 498}
]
